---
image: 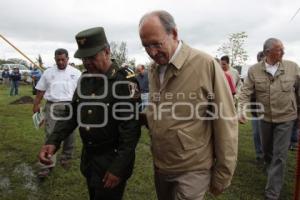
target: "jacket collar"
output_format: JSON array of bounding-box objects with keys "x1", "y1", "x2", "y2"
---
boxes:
[
  {"x1": 106, "y1": 62, "x2": 119, "y2": 79},
  {"x1": 149, "y1": 42, "x2": 190, "y2": 90},
  {"x1": 169, "y1": 41, "x2": 189, "y2": 71},
  {"x1": 261, "y1": 59, "x2": 285, "y2": 77},
  {"x1": 150, "y1": 42, "x2": 190, "y2": 73}
]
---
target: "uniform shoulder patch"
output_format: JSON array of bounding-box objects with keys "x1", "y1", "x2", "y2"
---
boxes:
[
  {"x1": 126, "y1": 74, "x2": 136, "y2": 79},
  {"x1": 115, "y1": 67, "x2": 140, "y2": 99},
  {"x1": 128, "y1": 81, "x2": 140, "y2": 99},
  {"x1": 117, "y1": 67, "x2": 136, "y2": 79}
]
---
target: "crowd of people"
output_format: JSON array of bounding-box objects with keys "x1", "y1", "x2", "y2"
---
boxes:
[
  {"x1": 1, "y1": 9, "x2": 298, "y2": 200},
  {"x1": 1, "y1": 64, "x2": 42, "y2": 96}
]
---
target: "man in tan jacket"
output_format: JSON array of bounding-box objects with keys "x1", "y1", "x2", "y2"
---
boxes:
[
  {"x1": 139, "y1": 10, "x2": 238, "y2": 200},
  {"x1": 239, "y1": 38, "x2": 300, "y2": 200}
]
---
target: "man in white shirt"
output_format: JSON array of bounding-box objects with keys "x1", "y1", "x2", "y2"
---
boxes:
[{"x1": 33, "y1": 48, "x2": 81, "y2": 178}]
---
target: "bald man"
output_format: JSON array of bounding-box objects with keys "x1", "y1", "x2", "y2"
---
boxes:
[{"x1": 139, "y1": 10, "x2": 238, "y2": 200}]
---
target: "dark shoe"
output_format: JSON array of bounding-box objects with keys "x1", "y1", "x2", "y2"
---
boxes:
[
  {"x1": 256, "y1": 156, "x2": 264, "y2": 162},
  {"x1": 37, "y1": 168, "x2": 52, "y2": 179},
  {"x1": 255, "y1": 157, "x2": 264, "y2": 168}
]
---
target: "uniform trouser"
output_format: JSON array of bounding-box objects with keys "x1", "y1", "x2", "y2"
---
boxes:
[
  {"x1": 10, "y1": 81, "x2": 19, "y2": 96},
  {"x1": 154, "y1": 169, "x2": 211, "y2": 200},
  {"x1": 260, "y1": 120, "x2": 293, "y2": 200},
  {"x1": 251, "y1": 119, "x2": 263, "y2": 159},
  {"x1": 87, "y1": 179, "x2": 126, "y2": 200},
  {"x1": 39, "y1": 101, "x2": 76, "y2": 169}
]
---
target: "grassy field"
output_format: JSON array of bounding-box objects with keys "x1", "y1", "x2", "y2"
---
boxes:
[{"x1": 0, "y1": 84, "x2": 297, "y2": 200}]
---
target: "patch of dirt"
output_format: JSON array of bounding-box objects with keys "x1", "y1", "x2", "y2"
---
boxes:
[
  {"x1": 14, "y1": 163, "x2": 38, "y2": 192},
  {"x1": 0, "y1": 176, "x2": 10, "y2": 190},
  {"x1": 10, "y1": 96, "x2": 34, "y2": 105}
]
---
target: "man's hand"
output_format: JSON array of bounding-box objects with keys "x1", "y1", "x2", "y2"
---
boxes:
[
  {"x1": 39, "y1": 145, "x2": 56, "y2": 165},
  {"x1": 238, "y1": 113, "x2": 247, "y2": 124},
  {"x1": 33, "y1": 104, "x2": 40, "y2": 113},
  {"x1": 209, "y1": 185, "x2": 224, "y2": 197},
  {"x1": 102, "y1": 171, "x2": 121, "y2": 189},
  {"x1": 32, "y1": 90, "x2": 45, "y2": 113}
]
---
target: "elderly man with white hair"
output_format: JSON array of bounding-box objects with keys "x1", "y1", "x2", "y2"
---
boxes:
[{"x1": 239, "y1": 38, "x2": 300, "y2": 200}]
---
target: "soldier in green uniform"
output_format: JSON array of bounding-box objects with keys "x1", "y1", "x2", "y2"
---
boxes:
[{"x1": 38, "y1": 27, "x2": 141, "y2": 200}]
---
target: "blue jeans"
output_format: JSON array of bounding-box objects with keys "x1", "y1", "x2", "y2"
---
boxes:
[
  {"x1": 140, "y1": 93, "x2": 149, "y2": 111},
  {"x1": 290, "y1": 119, "x2": 298, "y2": 144},
  {"x1": 251, "y1": 119, "x2": 263, "y2": 159},
  {"x1": 10, "y1": 81, "x2": 19, "y2": 96}
]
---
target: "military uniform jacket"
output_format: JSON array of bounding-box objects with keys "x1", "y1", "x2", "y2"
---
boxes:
[
  {"x1": 146, "y1": 42, "x2": 238, "y2": 190},
  {"x1": 239, "y1": 59, "x2": 300, "y2": 123},
  {"x1": 46, "y1": 64, "x2": 141, "y2": 181}
]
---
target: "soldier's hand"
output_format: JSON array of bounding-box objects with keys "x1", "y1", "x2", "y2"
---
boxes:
[
  {"x1": 39, "y1": 145, "x2": 56, "y2": 165},
  {"x1": 103, "y1": 171, "x2": 120, "y2": 189}
]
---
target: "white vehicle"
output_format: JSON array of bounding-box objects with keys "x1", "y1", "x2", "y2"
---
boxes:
[{"x1": 0, "y1": 64, "x2": 31, "y2": 81}]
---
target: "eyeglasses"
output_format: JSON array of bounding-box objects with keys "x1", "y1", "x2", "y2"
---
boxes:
[
  {"x1": 143, "y1": 43, "x2": 163, "y2": 51},
  {"x1": 273, "y1": 49, "x2": 284, "y2": 54},
  {"x1": 142, "y1": 36, "x2": 168, "y2": 51}
]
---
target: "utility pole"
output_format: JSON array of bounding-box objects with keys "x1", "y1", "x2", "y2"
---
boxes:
[
  {"x1": 290, "y1": 7, "x2": 300, "y2": 22},
  {"x1": 0, "y1": 34, "x2": 44, "y2": 71}
]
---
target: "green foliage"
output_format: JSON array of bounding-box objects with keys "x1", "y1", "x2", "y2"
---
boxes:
[
  {"x1": 7, "y1": 58, "x2": 29, "y2": 67},
  {"x1": 75, "y1": 64, "x2": 85, "y2": 72},
  {"x1": 110, "y1": 41, "x2": 135, "y2": 67},
  {"x1": 36, "y1": 54, "x2": 44, "y2": 69},
  {"x1": 0, "y1": 84, "x2": 296, "y2": 200},
  {"x1": 0, "y1": 59, "x2": 14, "y2": 65},
  {"x1": 217, "y1": 31, "x2": 249, "y2": 67}
]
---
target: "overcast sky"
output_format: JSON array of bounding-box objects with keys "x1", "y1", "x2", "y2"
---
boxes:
[{"x1": 1, "y1": 0, "x2": 300, "y2": 67}]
